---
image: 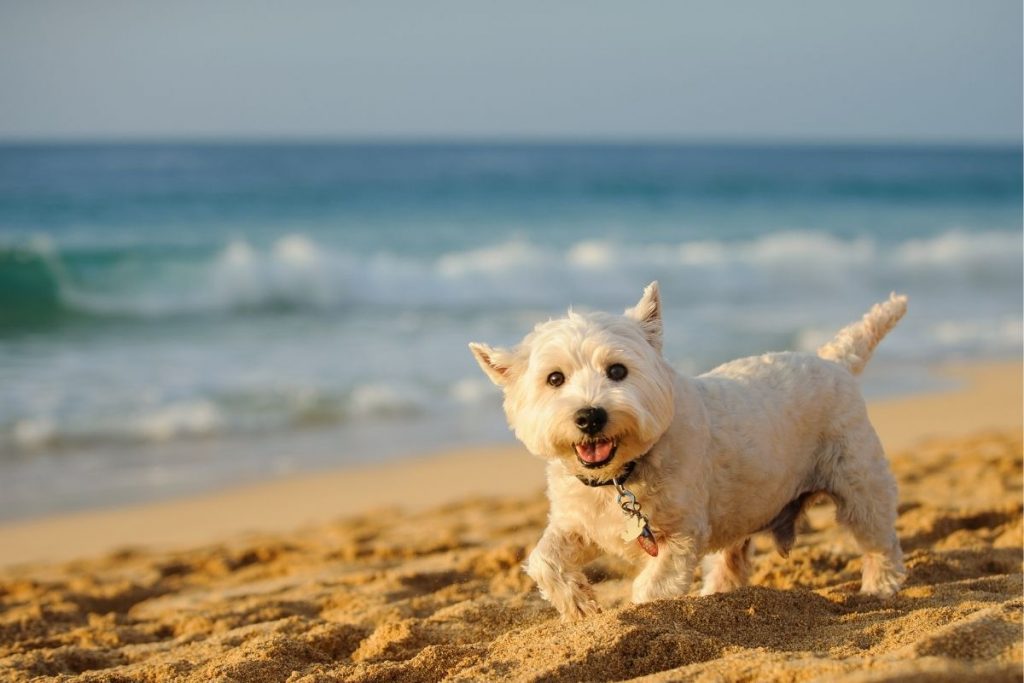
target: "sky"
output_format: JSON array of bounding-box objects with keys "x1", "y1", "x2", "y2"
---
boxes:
[{"x1": 0, "y1": 0, "x2": 1021, "y2": 143}]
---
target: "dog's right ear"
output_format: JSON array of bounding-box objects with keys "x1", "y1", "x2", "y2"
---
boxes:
[
  {"x1": 469, "y1": 342, "x2": 515, "y2": 386},
  {"x1": 624, "y1": 281, "x2": 663, "y2": 351}
]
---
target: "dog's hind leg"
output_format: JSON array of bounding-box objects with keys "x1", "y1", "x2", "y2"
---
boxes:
[
  {"x1": 828, "y1": 427, "x2": 906, "y2": 597},
  {"x1": 525, "y1": 525, "x2": 601, "y2": 620},
  {"x1": 699, "y1": 538, "x2": 753, "y2": 595}
]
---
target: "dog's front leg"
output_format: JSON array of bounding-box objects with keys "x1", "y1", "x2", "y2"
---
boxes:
[
  {"x1": 525, "y1": 525, "x2": 600, "y2": 620},
  {"x1": 631, "y1": 532, "x2": 700, "y2": 604}
]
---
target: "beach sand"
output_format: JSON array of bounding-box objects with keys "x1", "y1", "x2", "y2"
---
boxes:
[{"x1": 0, "y1": 362, "x2": 1020, "y2": 682}]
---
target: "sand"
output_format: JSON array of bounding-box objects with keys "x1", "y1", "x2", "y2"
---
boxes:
[{"x1": 0, "y1": 362, "x2": 1021, "y2": 682}]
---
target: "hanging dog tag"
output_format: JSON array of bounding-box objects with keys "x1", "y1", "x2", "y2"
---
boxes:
[
  {"x1": 620, "y1": 514, "x2": 647, "y2": 542},
  {"x1": 636, "y1": 524, "x2": 659, "y2": 557}
]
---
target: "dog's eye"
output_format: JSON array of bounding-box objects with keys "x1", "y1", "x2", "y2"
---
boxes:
[
  {"x1": 607, "y1": 363, "x2": 628, "y2": 381},
  {"x1": 546, "y1": 371, "x2": 565, "y2": 387}
]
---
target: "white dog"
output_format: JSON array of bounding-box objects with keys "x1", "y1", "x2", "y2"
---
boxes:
[{"x1": 470, "y1": 282, "x2": 907, "y2": 619}]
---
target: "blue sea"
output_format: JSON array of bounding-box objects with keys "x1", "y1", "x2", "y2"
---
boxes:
[{"x1": 0, "y1": 142, "x2": 1020, "y2": 519}]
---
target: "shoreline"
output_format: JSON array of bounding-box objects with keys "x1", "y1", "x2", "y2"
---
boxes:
[{"x1": 0, "y1": 359, "x2": 1019, "y2": 570}]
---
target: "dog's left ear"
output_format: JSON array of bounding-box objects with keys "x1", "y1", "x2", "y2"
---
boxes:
[
  {"x1": 624, "y1": 281, "x2": 663, "y2": 351},
  {"x1": 469, "y1": 342, "x2": 516, "y2": 386}
]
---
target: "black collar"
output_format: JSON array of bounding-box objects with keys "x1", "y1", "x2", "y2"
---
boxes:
[{"x1": 575, "y1": 459, "x2": 637, "y2": 487}]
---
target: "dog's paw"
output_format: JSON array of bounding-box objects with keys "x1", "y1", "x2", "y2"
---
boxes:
[
  {"x1": 699, "y1": 570, "x2": 746, "y2": 596},
  {"x1": 860, "y1": 553, "x2": 906, "y2": 598},
  {"x1": 698, "y1": 577, "x2": 729, "y2": 596},
  {"x1": 860, "y1": 574, "x2": 904, "y2": 598},
  {"x1": 632, "y1": 575, "x2": 692, "y2": 604},
  {"x1": 549, "y1": 585, "x2": 601, "y2": 621},
  {"x1": 632, "y1": 583, "x2": 668, "y2": 604},
  {"x1": 553, "y1": 579, "x2": 601, "y2": 620},
  {"x1": 560, "y1": 595, "x2": 602, "y2": 621}
]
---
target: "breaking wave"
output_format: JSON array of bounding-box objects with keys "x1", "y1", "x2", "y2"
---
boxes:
[{"x1": 2, "y1": 229, "x2": 1020, "y2": 327}]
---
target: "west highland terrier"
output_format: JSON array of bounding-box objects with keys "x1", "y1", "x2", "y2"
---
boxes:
[{"x1": 470, "y1": 282, "x2": 907, "y2": 619}]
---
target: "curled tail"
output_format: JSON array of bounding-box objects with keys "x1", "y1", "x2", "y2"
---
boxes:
[{"x1": 818, "y1": 294, "x2": 908, "y2": 376}]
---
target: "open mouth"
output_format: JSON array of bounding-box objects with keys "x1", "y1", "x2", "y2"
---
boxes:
[{"x1": 574, "y1": 437, "x2": 617, "y2": 468}]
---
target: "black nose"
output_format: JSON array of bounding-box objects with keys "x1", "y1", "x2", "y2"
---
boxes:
[{"x1": 574, "y1": 406, "x2": 608, "y2": 435}]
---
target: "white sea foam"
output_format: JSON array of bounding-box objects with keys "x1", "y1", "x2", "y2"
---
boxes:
[
  {"x1": 30, "y1": 229, "x2": 1019, "y2": 317},
  {"x1": 347, "y1": 382, "x2": 429, "y2": 418},
  {"x1": 7, "y1": 400, "x2": 225, "y2": 451},
  {"x1": 3, "y1": 383, "x2": 434, "y2": 452},
  {"x1": 132, "y1": 400, "x2": 224, "y2": 442},
  {"x1": 450, "y1": 377, "x2": 501, "y2": 407},
  {"x1": 929, "y1": 317, "x2": 1023, "y2": 351},
  {"x1": 12, "y1": 417, "x2": 57, "y2": 450}
]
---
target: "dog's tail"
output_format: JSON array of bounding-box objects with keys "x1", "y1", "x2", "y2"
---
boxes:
[{"x1": 817, "y1": 294, "x2": 908, "y2": 376}]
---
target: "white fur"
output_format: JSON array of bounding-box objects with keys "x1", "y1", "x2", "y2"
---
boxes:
[{"x1": 470, "y1": 283, "x2": 908, "y2": 619}]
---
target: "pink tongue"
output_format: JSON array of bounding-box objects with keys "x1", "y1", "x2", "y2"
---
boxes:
[{"x1": 575, "y1": 440, "x2": 614, "y2": 463}]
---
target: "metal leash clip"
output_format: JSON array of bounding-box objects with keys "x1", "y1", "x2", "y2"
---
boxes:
[{"x1": 613, "y1": 480, "x2": 659, "y2": 556}]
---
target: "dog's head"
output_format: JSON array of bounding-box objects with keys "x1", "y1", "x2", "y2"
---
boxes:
[{"x1": 469, "y1": 282, "x2": 675, "y2": 477}]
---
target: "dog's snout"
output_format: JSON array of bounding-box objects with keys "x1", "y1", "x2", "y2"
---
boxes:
[{"x1": 574, "y1": 407, "x2": 608, "y2": 435}]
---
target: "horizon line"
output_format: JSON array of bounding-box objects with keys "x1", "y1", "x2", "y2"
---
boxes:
[{"x1": 0, "y1": 133, "x2": 1020, "y2": 150}]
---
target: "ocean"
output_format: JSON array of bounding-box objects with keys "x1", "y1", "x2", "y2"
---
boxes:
[{"x1": 0, "y1": 142, "x2": 1020, "y2": 519}]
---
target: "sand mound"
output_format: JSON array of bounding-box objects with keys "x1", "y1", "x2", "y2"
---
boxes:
[{"x1": 1, "y1": 431, "x2": 1021, "y2": 682}]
